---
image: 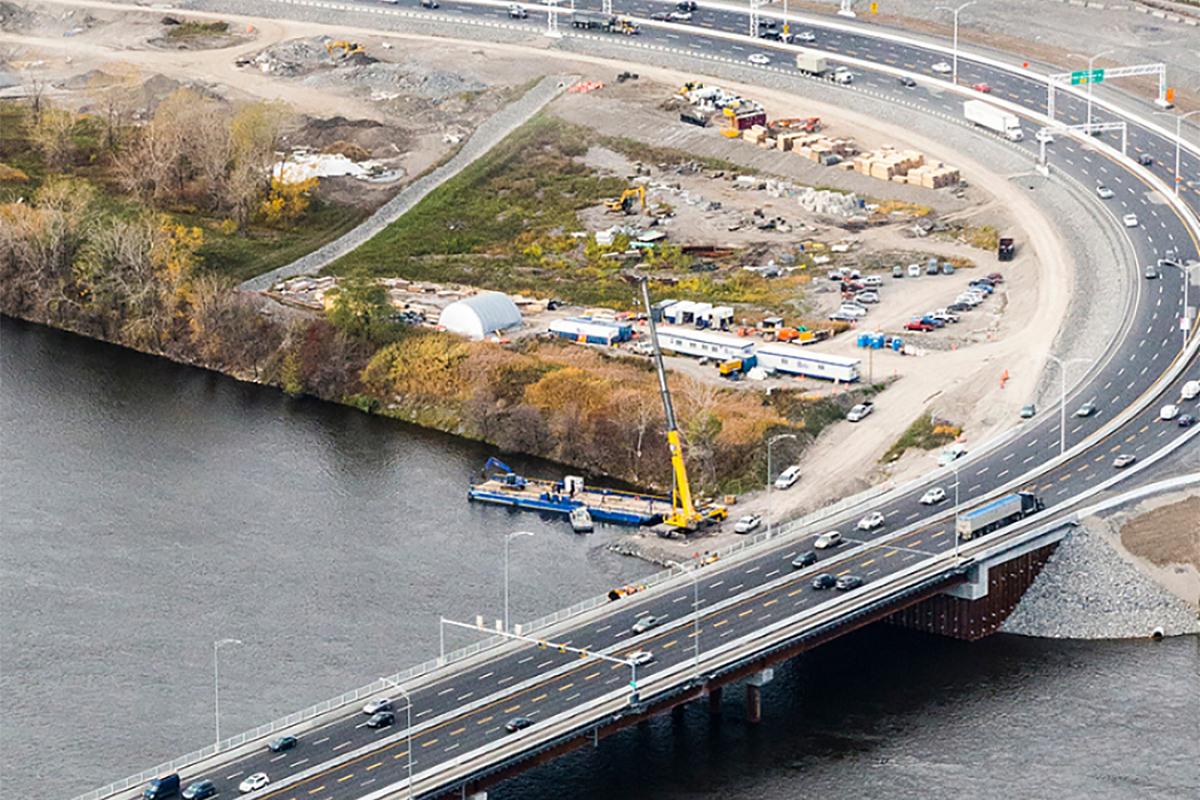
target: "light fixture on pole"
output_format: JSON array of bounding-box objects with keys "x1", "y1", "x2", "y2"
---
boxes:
[
  {"x1": 381, "y1": 677, "x2": 414, "y2": 800},
  {"x1": 766, "y1": 433, "x2": 798, "y2": 539},
  {"x1": 1154, "y1": 109, "x2": 1199, "y2": 197},
  {"x1": 1157, "y1": 259, "x2": 1200, "y2": 352},
  {"x1": 936, "y1": 1, "x2": 976, "y2": 86},
  {"x1": 950, "y1": 463, "x2": 961, "y2": 560},
  {"x1": 667, "y1": 561, "x2": 702, "y2": 679},
  {"x1": 213, "y1": 638, "x2": 242, "y2": 748},
  {"x1": 504, "y1": 530, "x2": 535, "y2": 632},
  {"x1": 1045, "y1": 354, "x2": 1090, "y2": 455},
  {"x1": 1068, "y1": 49, "x2": 1115, "y2": 133}
]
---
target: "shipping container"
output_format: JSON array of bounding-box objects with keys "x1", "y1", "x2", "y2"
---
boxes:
[{"x1": 549, "y1": 317, "x2": 632, "y2": 345}]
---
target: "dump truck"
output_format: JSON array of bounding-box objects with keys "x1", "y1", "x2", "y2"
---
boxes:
[
  {"x1": 956, "y1": 491, "x2": 1044, "y2": 540},
  {"x1": 571, "y1": 11, "x2": 617, "y2": 30},
  {"x1": 794, "y1": 49, "x2": 829, "y2": 77},
  {"x1": 963, "y1": 100, "x2": 1024, "y2": 141}
]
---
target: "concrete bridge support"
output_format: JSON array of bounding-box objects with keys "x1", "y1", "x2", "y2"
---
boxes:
[
  {"x1": 745, "y1": 668, "x2": 774, "y2": 723},
  {"x1": 888, "y1": 540, "x2": 1060, "y2": 640},
  {"x1": 708, "y1": 685, "x2": 723, "y2": 714}
]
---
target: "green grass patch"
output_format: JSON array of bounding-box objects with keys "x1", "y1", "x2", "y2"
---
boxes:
[
  {"x1": 166, "y1": 20, "x2": 230, "y2": 38},
  {"x1": 881, "y1": 413, "x2": 962, "y2": 463},
  {"x1": 596, "y1": 134, "x2": 747, "y2": 174}
]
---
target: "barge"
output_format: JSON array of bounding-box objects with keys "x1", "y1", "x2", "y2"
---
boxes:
[{"x1": 468, "y1": 458, "x2": 671, "y2": 526}]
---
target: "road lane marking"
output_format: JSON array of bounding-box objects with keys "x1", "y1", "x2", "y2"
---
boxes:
[{"x1": 421, "y1": 738, "x2": 439, "y2": 748}]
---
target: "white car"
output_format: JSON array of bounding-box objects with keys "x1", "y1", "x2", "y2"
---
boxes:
[
  {"x1": 846, "y1": 403, "x2": 874, "y2": 422},
  {"x1": 668, "y1": 10, "x2": 693, "y2": 20},
  {"x1": 748, "y1": 53, "x2": 771, "y2": 65},
  {"x1": 1096, "y1": 184, "x2": 1115, "y2": 199},
  {"x1": 857, "y1": 511, "x2": 885, "y2": 531},
  {"x1": 1182, "y1": 380, "x2": 1200, "y2": 401},
  {"x1": 629, "y1": 650, "x2": 654, "y2": 666},
  {"x1": 362, "y1": 697, "x2": 393, "y2": 715},
  {"x1": 507, "y1": 3, "x2": 528, "y2": 18},
  {"x1": 1035, "y1": 129, "x2": 1055, "y2": 144},
  {"x1": 238, "y1": 773, "x2": 270, "y2": 794},
  {"x1": 937, "y1": 444, "x2": 966, "y2": 466},
  {"x1": 734, "y1": 514, "x2": 762, "y2": 534},
  {"x1": 932, "y1": 61, "x2": 952, "y2": 74},
  {"x1": 1160, "y1": 404, "x2": 1180, "y2": 421},
  {"x1": 855, "y1": 291, "x2": 880, "y2": 304},
  {"x1": 920, "y1": 487, "x2": 947, "y2": 505},
  {"x1": 907, "y1": 263, "x2": 922, "y2": 277},
  {"x1": 774, "y1": 465, "x2": 802, "y2": 489},
  {"x1": 814, "y1": 530, "x2": 843, "y2": 549},
  {"x1": 837, "y1": 304, "x2": 868, "y2": 318},
  {"x1": 796, "y1": 30, "x2": 817, "y2": 42},
  {"x1": 1123, "y1": 213, "x2": 1139, "y2": 227}
]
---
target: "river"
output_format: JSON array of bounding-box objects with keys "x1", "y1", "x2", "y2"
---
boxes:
[{"x1": 2, "y1": 317, "x2": 1198, "y2": 800}]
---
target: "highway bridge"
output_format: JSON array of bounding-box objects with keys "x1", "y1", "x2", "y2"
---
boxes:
[{"x1": 75, "y1": 2, "x2": 1199, "y2": 799}]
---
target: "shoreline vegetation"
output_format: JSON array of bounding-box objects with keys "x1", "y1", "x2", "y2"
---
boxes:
[{"x1": 1, "y1": 95, "x2": 880, "y2": 496}]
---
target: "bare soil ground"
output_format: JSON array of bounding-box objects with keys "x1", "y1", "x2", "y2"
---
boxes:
[{"x1": 1111, "y1": 493, "x2": 1200, "y2": 607}]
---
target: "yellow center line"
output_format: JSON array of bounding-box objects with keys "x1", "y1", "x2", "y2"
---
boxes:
[
  {"x1": 531, "y1": 693, "x2": 548, "y2": 703},
  {"x1": 476, "y1": 715, "x2": 493, "y2": 725},
  {"x1": 910, "y1": 540, "x2": 923, "y2": 547},
  {"x1": 860, "y1": 559, "x2": 875, "y2": 567},
  {"x1": 421, "y1": 738, "x2": 439, "y2": 748},
  {"x1": 883, "y1": 549, "x2": 898, "y2": 557},
  {"x1": 308, "y1": 789, "x2": 324, "y2": 796},
  {"x1": 393, "y1": 750, "x2": 408, "y2": 759},
  {"x1": 1077, "y1": 463, "x2": 1089, "y2": 472},
  {"x1": 1059, "y1": 473, "x2": 1070, "y2": 481},
  {"x1": 503, "y1": 704, "x2": 521, "y2": 713},
  {"x1": 1094, "y1": 454, "x2": 1105, "y2": 462},
  {"x1": 450, "y1": 726, "x2": 466, "y2": 736},
  {"x1": 366, "y1": 762, "x2": 382, "y2": 771},
  {"x1": 763, "y1": 598, "x2": 778, "y2": 607},
  {"x1": 738, "y1": 609, "x2": 754, "y2": 618},
  {"x1": 583, "y1": 672, "x2": 600, "y2": 681},
  {"x1": 836, "y1": 569, "x2": 850, "y2": 576},
  {"x1": 788, "y1": 587, "x2": 804, "y2": 596},
  {"x1": 337, "y1": 775, "x2": 354, "y2": 783},
  {"x1": 1126, "y1": 434, "x2": 1136, "y2": 443},
  {"x1": 558, "y1": 683, "x2": 575, "y2": 692},
  {"x1": 713, "y1": 619, "x2": 729, "y2": 627},
  {"x1": 662, "y1": 640, "x2": 679, "y2": 648}
]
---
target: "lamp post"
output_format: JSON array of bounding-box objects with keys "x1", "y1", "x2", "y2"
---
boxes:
[
  {"x1": 1158, "y1": 259, "x2": 1200, "y2": 352},
  {"x1": 667, "y1": 561, "x2": 701, "y2": 679},
  {"x1": 1155, "y1": 109, "x2": 1200, "y2": 197},
  {"x1": 936, "y1": 2, "x2": 976, "y2": 86},
  {"x1": 1045, "y1": 354, "x2": 1090, "y2": 455},
  {"x1": 504, "y1": 531, "x2": 535, "y2": 631},
  {"x1": 950, "y1": 463, "x2": 961, "y2": 559},
  {"x1": 766, "y1": 433, "x2": 797, "y2": 539},
  {"x1": 381, "y1": 677, "x2": 414, "y2": 800},
  {"x1": 213, "y1": 638, "x2": 242, "y2": 748},
  {"x1": 1069, "y1": 49, "x2": 1115, "y2": 133}
]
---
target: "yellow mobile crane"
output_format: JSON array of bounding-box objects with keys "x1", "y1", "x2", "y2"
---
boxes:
[{"x1": 638, "y1": 278, "x2": 728, "y2": 532}]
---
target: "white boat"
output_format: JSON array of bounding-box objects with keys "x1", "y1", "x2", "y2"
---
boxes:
[{"x1": 569, "y1": 506, "x2": 594, "y2": 533}]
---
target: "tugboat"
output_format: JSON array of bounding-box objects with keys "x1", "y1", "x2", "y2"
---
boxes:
[{"x1": 569, "y1": 506, "x2": 594, "y2": 533}]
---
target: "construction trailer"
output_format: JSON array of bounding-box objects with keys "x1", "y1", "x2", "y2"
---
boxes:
[
  {"x1": 661, "y1": 300, "x2": 734, "y2": 329},
  {"x1": 755, "y1": 343, "x2": 860, "y2": 382},
  {"x1": 656, "y1": 326, "x2": 756, "y2": 362},
  {"x1": 549, "y1": 317, "x2": 632, "y2": 345}
]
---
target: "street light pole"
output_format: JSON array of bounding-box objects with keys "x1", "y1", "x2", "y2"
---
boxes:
[
  {"x1": 765, "y1": 433, "x2": 797, "y2": 539},
  {"x1": 504, "y1": 531, "x2": 534, "y2": 632},
  {"x1": 1155, "y1": 110, "x2": 1199, "y2": 197},
  {"x1": 1159, "y1": 260, "x2": 1200, "y2": 351},
  {"x1": 668, "y1": 561, "x2": 701, "y2": 679},
  {"x1": 213, "y1": 638, "x2": 242, "y2": 749},
  {"x1": 381, "y1": 678, "x2": 414, "y2": 800},
  {"x1": 1071, "y1": 49, "x2": 1115, "y2": 133},
  {"x1": 1045, "y1": 355, "x2": 1089, "y2": 455},
  {"x1": 951, "y1": 464, "x2": 960, "y2": 559},
  {"x1": 936, "y1": 2, "x2": 976, "y2": 86}
]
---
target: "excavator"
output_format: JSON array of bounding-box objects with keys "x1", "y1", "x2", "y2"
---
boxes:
[
  {"x1": 324, "y1": 40, "x2": 365, "y2": 58},
  {"x1": 604, "y1": 186, "x2": 646, "y2": 214},
  {"x1": 638, "y1": 278, "x2": 728, "y2": 533}
]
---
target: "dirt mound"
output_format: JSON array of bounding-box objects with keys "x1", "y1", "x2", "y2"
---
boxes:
[
  {"x1": 0, "y1": 1, "x2": 37, "y2": 31},
  {"x1": 1120, "y1": 495, "x2": 1200, "y2": 571},
  {"x1": 293, "y1": 115, "x2": 413, "y2": 158}
]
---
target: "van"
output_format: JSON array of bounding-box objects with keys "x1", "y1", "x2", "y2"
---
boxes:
[
  {"x1": 907, "y1": 263, "x2": 922, "y2": 278},
  {"x1": 1182, "y1": 380, "x2": 1200, "y2": 401},
  {"x1": 862, "y1": 275, "x2": 883, "y2": 287},
  {"x1": 144, "y1": 775, "x2": 180, "y2": 800}
]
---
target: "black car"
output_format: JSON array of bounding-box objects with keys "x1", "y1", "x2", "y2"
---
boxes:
[
  {"x1": 268, "y1": 735, "x2": 298, "y2": 753},
  {"x1": 366, "y1": 711, "x2": 395, "y2": 729},
  {"x1": 676, "y1": 0, "x2": 698, "y2": 10},
  {"x1": 897, "y1": 75, "x2": 917, "y2": 87},
  {"x1": 948, "y1": 302, "x2": 970, "y2": 313},
  {"x1": 181, "y1": 781, "x2": 216, "y2": 800},
  {"x1": 791, "y1": 550, "x2": 818, "y2": 569},
  {"x1": 506, "y1": 716, "x2": 534, "y2": 733},
  {"x1": 1137, "y1": 153, "x2": 1154, "y2": 166},
  {"x1": 836, "y1": 575, "x2": 864, "y2": 591},
  {"x1": 1179, "y1": 414, "x2": 1196, "y2": 428},
  {"x1": 811, "y1": 573, "x2": 836, "y2": 590},
  {"x1": 419, "y1": 0, "x2": 439, "y2": 7}
]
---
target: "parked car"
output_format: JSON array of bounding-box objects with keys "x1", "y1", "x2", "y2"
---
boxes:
[
  {"x1": 632, "y1": 615, "x2": 662, "y2": 633},
  {"x1": 930, "y1": 311, "x2": 959, "y2": 324},
  {"x1": 1113, "y1": 454, "x2": 1137, "y2": 468},
  {"x1": 268, "y1": 735, "x2": 298, "y2": 753},
  {"x1": 905, "y1": 320, "x2": 935, "y2": 332},
  {"x1": 734, "y1": 514, "x2": 762, "y2": 534},
  {"x1": 238, "y1": 773, "x2": 270, "y2": 794},
  {"x1": 1123, "y1": 213, "x2": 1139, "y2": 227},
  {"x1": 811, "y1": 573, "x2": 837, "y2": 590},
  {"x1": 892, "y1": 265, "x2": 905, "y2": 278},
  {"x1": 182, "y1": 781, "x2": 216, "y2": 800},
  {"x1": 363, "y1": 698, "x2": 393, "y2": 715},
  {"x1": 920, "y1": 316, "x2": 945, "y2": 328},
  {"x1": 857, "y1": 511, "x2": 885, "y2": 531},
  {"x1": 855, "y1": 291, "x2": 880, "y2": 304},
  {"x1": 629, "y1": 650, "x2": 654, "y2": 666},
  {"x1": 814, "y1": 530, "x2": 843, "y2": 550},
  {"x1": 1075, "y1": 400, "x2": 1098, "y2": 418},
  {"x1": 986, "y1": 272, "x2": 1004, "y2": 283},
  {"x1": 947, "y1": 302, "x2": 971, "y2": 313},
  {"x1": 920, "y1": 487, "x2": 947, "y2": 505},
  {"x1": 1020, "y1": 404, "x2": 1036, "y2": 419},
  {"x1": 791, "y1": 550, "x2": 818, "y2": 569},
  {"x1": 941, "y1": 262, "x2": 955, "y2": 275},
  {"x1": 846, "y1": 402, "x2": 874, "y2": 422},
  {"x1": 907, "y1": 263, "x2": 922, "y2": 277},
  {"x1": 1096, "y1": 184, "x2": 1115, "y2": 199},
  {"x1": 366, "y1": 711, "x2": 395, "y2": 729},
  {"x1": 1160, "y1": 404, "x2": 1180, "y2": 421},
  {"x1": 835, "y1": 574, "x2": 864, "y2": 590},
  {"x1": 505, "y1": 716, "x2": 534, "y2": 733},
  {"x1": 837, "y1": 304, "x2": 868, "y2": 318},
  {"x1": 862, "y1": 275, "x2": 883, "y2": 287},
  {"x1": 774, "y1": 465, "x2": 802, "y2": 489},
  {"x1": 932, "y1": 61, "x2": 952, "y2": 74}
]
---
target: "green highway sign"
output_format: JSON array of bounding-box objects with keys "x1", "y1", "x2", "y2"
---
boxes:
[{"x1": 1069, "y1": 68, "x2": 1105, "y2": 86}]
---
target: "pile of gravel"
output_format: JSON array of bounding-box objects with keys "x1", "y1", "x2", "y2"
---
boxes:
[{"x1": 1002, "y1": 525, "x2": 1200, "y2": 639}]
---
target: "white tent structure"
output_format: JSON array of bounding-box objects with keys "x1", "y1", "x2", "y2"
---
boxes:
[{"x1": 438, "y1": 292, "x2": 522, "y2": 340}]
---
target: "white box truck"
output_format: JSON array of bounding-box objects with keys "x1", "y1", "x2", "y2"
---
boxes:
[
  {"x1": 963, "y1": 100, "x2": 1023, "y2": 141},
  {"x1": 794, "y1": 50, "x2": 829, "y2": 77}
]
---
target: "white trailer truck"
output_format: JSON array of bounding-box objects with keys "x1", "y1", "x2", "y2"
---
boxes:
[
  {"x1": 794, "y1": 50, "x2": 829, "y2": 77},
  {"x1": 963, "y1": 100, "x2": 1024, "y2": 141}
]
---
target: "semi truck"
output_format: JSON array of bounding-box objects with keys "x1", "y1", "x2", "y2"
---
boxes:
[
  {"x1": 956, "y1": 491, "x2": 1044, "y2": 540},
  {"x1": 571, "y1": 12, "x2": 616, "y2": 30},
  {"x1": 794, "y1": 49, "x2": 829, "y2": 77},
  {"x1": 963, "y1": 100, "x2": 1024, "y2": 141}
]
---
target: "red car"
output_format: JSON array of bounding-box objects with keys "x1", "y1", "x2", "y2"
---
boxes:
[
  {"x1": 905, "y1": 320, "x2": 935, "y2": 332},
  {"x1": 972, "y1": 82, "x2": 992, "y2": 93},
  {"x1": 986, "y1": 272, "x2": 1004, "y2": 283}
]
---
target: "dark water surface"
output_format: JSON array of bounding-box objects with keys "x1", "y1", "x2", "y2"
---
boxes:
[{"x1": 2, "y1": 318, "x2": 1198, "y2": 799}]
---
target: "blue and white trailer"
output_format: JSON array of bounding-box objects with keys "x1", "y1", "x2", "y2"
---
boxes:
[
  {"x1": 549, "y1": 317, "x2": 632, "y2": 345},
  {"x1": 956, "y1": 491, "x2": 1044, "y2": 540},
  {"x1": 755, "y1": 344, "x2": 860, "y2": 382},
  {"x1": 656, "y1": 326, "x2": 756, "y2": 362}
]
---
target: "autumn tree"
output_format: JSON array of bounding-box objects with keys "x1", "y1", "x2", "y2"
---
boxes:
[
  {"x1": 325, "y1": 278, "x2": 399, "y2": 343},
  {"x1": 27, "y1": 103, "x2": 77, "y2": 169}
]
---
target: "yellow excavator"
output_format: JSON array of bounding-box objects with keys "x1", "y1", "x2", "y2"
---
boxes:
[
  {"x1": 638, "y1": 278, "x2": 728, "y2": 532},
  {"x1": 324, "y1": 40, "x2": 365, "y2": 58},
  {"x1": 605, "y1": 186, "x2": 646, "y2": 214}
]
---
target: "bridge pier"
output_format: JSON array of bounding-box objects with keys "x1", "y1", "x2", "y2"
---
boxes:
[
  {"x1": 745, "y1": 668, "x2": 774, "y2": 723},
  {"x1": 708, "y1": 685, "x2": 723, "y2": 715}
]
